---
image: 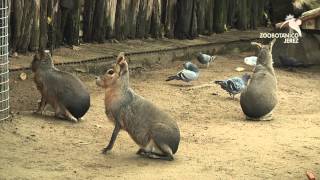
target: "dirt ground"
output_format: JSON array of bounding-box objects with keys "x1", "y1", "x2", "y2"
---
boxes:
[{"x1": 1, "y1": 53, "x2": 320, "y2": 179}]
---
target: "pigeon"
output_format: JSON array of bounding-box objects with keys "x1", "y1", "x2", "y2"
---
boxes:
[
  {"x1": 214, "y1": 74, "x2": 251, "y2": 99},
  {"x1": 166, "y1": 62, "x2": 199, "y2": 82},
  {"x1": 197, "y1": 52, "x2": 217, "y2": 68}
]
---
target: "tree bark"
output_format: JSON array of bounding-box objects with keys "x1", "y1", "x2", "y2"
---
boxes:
[
  {"x1": 213, "y1": 0, "x2": 228, "y2": 33},
  {"x1": 128, "y1": 0, "x2": 140, "y2": 38},
  {"x1": 150, "y1": 0, "x2": 162, "y2": 38},
  {"x1": 92, "y1": 0, "x2": 106, "y2": 42},
  {"x1": 162, "y1": 0, "x2": 176, "y2": 38},
  {"x1": 174, "y1": 0, "x2": 194, "y2": 39},
  {"x1": 39, "y1": 0, "x2": 48, "y2": 50},
  {"x1": 30, "y1": 0, "x2": 40, "y2": 51},
  {"x1": 83, "y1": 0, "x2": 96, "y2": 42},
  {"x1": 105, "y1": 0, "x2": 117, "y2": 39}
]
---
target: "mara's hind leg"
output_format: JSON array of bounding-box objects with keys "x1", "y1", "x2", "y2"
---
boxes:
[
  {"x1": 137, "y1": 140, "x2": 174, "y2": 161},
  {"x1": 54, "y1": 103, "x2": 78, "y2": 122}
]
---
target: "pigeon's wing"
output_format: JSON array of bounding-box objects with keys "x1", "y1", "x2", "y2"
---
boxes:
[
  {"x1": 197, "y1": 54, "x2": 211, "y2": 64},
  {"x1": 178, "y1": 69, "x2": 198, "y2": 82},
  {"x1": 227, "y1": 77, "x2": 245, "y2": 94}
]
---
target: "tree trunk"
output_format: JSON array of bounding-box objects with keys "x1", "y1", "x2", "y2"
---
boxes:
[
  {"x1": 213, "y1": 0, "x2": 228, "y2": 33},
  {"x1": 68, "y1": 0, "x2": 80, "y2": 45},
  {"x1": 196, "y1": 0, "x2": 206, "y2": 34},
  {"x1": 39, "y1": 0, "x2": 48, "y2": 50},
  {"x1": 92, "y1": 0, "x2": 106, "y2": 42},
  {"x1": 175, "y1": 0, "x2": 194, "y2": 39},
  {"x1": 162, "y1": 0, "x2": 176, "y2": 38},
  {"x1": 30, "y1": 0, "x2": 40, "y2": 51},
  {"x1": 237, "y1": 0, "x2": 248, "y2": 30},
  {"x1": 205, "y1": 0, "x2": 214, "y2": 35},
  {"x1": 11, "y1": 0, "x2": 23, "y2": 52},
  {"x1": 105, "y1": 0, "x2": 117, "y2": 39},
  {"x1": 115, "y1": 0, "x2": 130, "y2": 40},
  {"x1": 83, "y1": 0, "x2": 96, "y2": 42},
  {"x1": 20, "y1": 0, "x2": 35, "y2": 52},
  {"x1": 150, "y1": 0, "x2": 162, "y2": 38},
  {"x1": 128, "y1": 0, "x2": 140, "y2": 38}
]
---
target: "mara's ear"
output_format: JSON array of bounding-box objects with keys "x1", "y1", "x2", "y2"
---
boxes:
[
  {"x1": 116, "y1": 52, "x2": 125, "y2": 64},
  {"x1": 251, "y1": 42, "x2": 262, "y2": 49},
  {"x1": 269, "y1": 38, "x2": 276, "y2": 50}
]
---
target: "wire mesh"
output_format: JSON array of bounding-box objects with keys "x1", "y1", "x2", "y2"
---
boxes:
[{"x1": 0, "y1": 0, "x2": 9, "y2": 121}]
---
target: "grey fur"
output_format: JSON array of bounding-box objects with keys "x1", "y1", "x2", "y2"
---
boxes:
[
  {"x1": 240, "y1": 39, "x2": 278, "y2": 120},
  {"x1": 97, "y1": 53, "x2": 180, "y2": 161},
  {"x1": 31, "y1": 51, "x2": 90, "y2": 122}
]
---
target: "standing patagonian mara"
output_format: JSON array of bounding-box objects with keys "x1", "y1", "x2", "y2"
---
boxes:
[
  {"x1": 240, "y1": 39, "x2": 278, "y2": 121},
  {"x1": 215, "y1": 74, "x2": 251, "y2": 99},
  {"x1": 197, "y1": 52, "x2": 217, "y2": 68},
  {"x1": 166, "y1": 62, "x2": 200, "y2": 83}
]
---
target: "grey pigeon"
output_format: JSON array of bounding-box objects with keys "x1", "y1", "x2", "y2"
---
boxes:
[
  {"x1": 166, "y1": 62, "x2": 200, "y2": 82},
  {"x1": 197, "y1": 52, "x2": 217, "y2": 68},
  {"x1": 214, "y1": 74, "x2": 251, "y2": 99}
]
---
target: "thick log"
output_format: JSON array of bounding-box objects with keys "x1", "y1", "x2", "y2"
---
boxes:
[
  {"x1": 162, "y1": 0, "x2": 176, "y2": 38},
  {"x1": 174, "y1": 0, "x2": 195, "y2": 39},
  {"x1": 128, "y1": 0, "x2": 141, "y2": 38},
  {"x1": 150, "y1": 0, "x2": 162, "y2": 38},
  {"x1": 227, "y1": 0, "x2": 238, "y2": 28},
  {"x1": 105, "y1": 0, "x2": 117, "y2": 39},
  {"x1": 213, "y1": 0, "x2": 228, "y2": 33},
  {"x1": 92, "y1": 0, "x2": 106, "y2": 42},
  {"x1": 190, "y1": 0, "x2": 198, "y2": 38},
  {"x1": 237, "y1": 0, "x2": 248, "y2": 30},
  {"x1": 83, "y1": 0, "x2": 96, "y2": 42},
  {"x1": 29, "y1": 0, "x2": 40, "y2": 51},
  {"x1": 20, "y1": 0, "x2": 35, "y2": 52},
  {"x1": 69, "y1": 0, "x2": 80, "y2": 45},
  {"x1": 39, "y1": 0, "x2": 48, "y2": 50},
  {"x1": 205, "y1": 0, "x2": 214, "y2": 35},
  {"x1": 196, "y1": 0, "x2": 206, "y2": 34},
  {"x1": 11, "y1": 0, "x2": 23, "y2": 52},
  {"x1": 115, "y1": 0, "x2": 130, "y2": 40}
]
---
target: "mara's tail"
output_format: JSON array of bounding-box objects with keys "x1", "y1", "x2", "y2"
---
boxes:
[{"x1": 166, "y1": 75, "x2": 181, "y2": 81}]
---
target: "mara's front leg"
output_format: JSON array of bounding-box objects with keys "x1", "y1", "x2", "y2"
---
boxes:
[
  {"x1": 102, "y1": 122, "x2": 121, "y2": 154},
  {"x1": 35, "y1": 96, "x2": 47, "y2": 115}
]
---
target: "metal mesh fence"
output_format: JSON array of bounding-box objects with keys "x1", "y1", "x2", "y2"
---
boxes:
[{"x1": 0, "y1": 0, "x2": 9, "y2": 121}]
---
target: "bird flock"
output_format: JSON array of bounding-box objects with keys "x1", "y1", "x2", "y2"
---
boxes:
[{"x1": 166, "y1": 52, "x2": 250, "y2": 99}]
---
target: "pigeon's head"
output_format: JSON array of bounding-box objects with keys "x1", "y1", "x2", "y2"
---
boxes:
[
  {"x1": 183, "y1": 62, "x2": 199, "y2": 73},
  {"x1": 183, "y1": 61, "x2": 192, "y2": 69},
  {"x1": 251, "y1": 39, "x2": 276, "y2": 67},
  {"x1": 96, "y1": 52, "x2": 129, "y2": 89},
  {"x1": 31, "y1": 50, "x2": 54, "y2": 72},
  {"x1": 242, "y1": 73, "x2": 251, "y2": 83}
]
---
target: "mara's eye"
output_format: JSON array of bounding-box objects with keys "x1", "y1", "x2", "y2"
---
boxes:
[{"x1": 107, "y1": 69, "x2": 114, "y2": 75}]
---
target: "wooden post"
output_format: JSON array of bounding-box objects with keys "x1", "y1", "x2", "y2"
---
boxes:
[
  {"x1": 30, "y1": 0, "x2": 41, "y2": 51},
  {"x1": 162, "y1": 0, "x2": 177, "y2": 38},
  {"x1": 213, "y1": 0, "x2": 228, "y2": 33},
  {"x1": 83, "y1": 0, "x2": 96, "y2": 42},
  {"x1": 150, "y1": 0, "x2": 162, "y2": 38},
  {"x1": 174, "y1": 0, "x2": 195, "y2": 39},
  {"x1": 40, "y1": 0, "x2": 48, "y2": 50},
  {"x1": 92, "y1": 0, "x2": 106, "y2": 42},
  {"x1": 128, "y1": 0, "x2": 140, "y2": 39},
  {"x1": 105, "y1": 0, "x2": 117, "y2": 39}
]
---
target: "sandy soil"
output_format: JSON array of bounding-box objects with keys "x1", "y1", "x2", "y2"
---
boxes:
[{"x1": 1, "y1": 53, "x2": 320, "y2": 179}]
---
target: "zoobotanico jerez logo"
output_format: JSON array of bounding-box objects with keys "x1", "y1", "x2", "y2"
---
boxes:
[{"x1": 260, "y1": 15, "x2": 302, "y2": 44}]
